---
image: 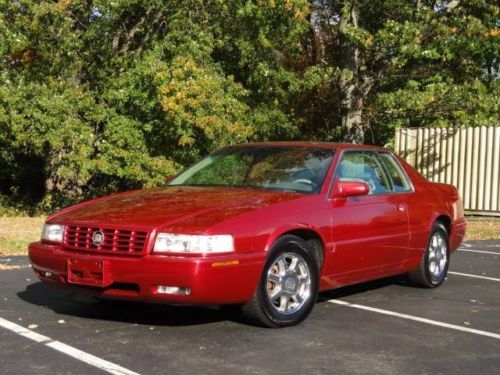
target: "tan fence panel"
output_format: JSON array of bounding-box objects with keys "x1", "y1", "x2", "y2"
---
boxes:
[{"x1": 395, "y1": 127, "x2": 500, "y2": 216}]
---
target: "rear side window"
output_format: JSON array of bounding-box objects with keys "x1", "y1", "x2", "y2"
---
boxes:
[
  {"x1": 378, "y1": 153, "x2": 412, "y2": 192},
  {"x1": 335, "y1": 151, "x2": 392, "y2": 195}
]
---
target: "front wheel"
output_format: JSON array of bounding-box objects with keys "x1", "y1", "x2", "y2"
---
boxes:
[
  {"x1": 242, "y1": 235, "x2": 319, "y2": 328},
  {"x1": 409, "y1": 222, "x2": 450, "y2": 288}
]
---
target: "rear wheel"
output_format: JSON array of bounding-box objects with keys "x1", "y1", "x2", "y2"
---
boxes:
[
  {"x1": 409, "y1": 222, "x2": 450, "y2": 288},
  {"x1": 242, "y1": 235, "x2": 319, "y2": 328}
]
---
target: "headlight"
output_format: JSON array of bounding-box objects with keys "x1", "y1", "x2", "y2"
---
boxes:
[
  {"x1": 154, "y1": 233, "x2": 234, "y2": 254},
  {"x1": 42, "y1": 224, "x2": 65, "y2": 243}
]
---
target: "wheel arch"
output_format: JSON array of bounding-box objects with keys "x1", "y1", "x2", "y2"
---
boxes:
[
  {"x1": 433, "y1": 214, "x2": 452, "y2": 235},
  {"x1": 264, "y1": 225, "x2": 326, "y2": 271}
]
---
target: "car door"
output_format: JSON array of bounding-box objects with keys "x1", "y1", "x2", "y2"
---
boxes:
[
  {"x1": 329, "y1": 150, "x2": 409, "y2": 284},
  {"x1": 377, "y1": 151, "x2": 417, "y2": 266}
]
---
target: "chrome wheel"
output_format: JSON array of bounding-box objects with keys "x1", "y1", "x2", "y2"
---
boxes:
[
  {"x1": 428, "y1": 232, "x2": 448, "y2": 279},
  {"x1": 265, "y1": 252, "x2": 311, "y2": 315},
  {"x1": 408, "y1": 223, "x2": 449, "y2": 288}
]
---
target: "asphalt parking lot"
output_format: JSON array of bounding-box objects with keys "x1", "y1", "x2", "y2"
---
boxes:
[{"x1": 1, "y1": 240, "x2": 499, "y2": 375}]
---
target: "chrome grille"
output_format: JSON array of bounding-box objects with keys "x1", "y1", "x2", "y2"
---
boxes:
[{"x1": 63, "y1": 226, "x2": 148, "y2": 256}]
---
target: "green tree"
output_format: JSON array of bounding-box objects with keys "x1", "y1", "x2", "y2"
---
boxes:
[
  {"x1": 0, "y1": 0, "x2": 308, "y2": 211},
  {"x1": 297, "y1": 0, "x2": 499, "y2": 143},
  {"x1": 0, "y1": 0, "x2": 497, "y2": 212}
]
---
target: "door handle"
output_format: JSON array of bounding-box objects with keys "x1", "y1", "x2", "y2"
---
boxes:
[{"x1": 396, "y1": 203, "x2": 405, "y2": 212}]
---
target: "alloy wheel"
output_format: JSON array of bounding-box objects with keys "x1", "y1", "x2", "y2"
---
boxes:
[
  {"x1": 265, "y1": 252, "x2": 312, "y2": 315},
  {"x1": 428, "y1": 232, "x2": 448, "y2": 279}
]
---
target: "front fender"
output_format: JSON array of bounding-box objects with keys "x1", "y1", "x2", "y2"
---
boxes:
[{"x1": 263, "y1": 223, "x2": 328, "y2": 254}]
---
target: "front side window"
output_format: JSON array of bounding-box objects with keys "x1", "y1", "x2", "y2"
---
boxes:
[
  {"x1": 335, "y1": 151, "x2": 392, "y2": 195},
  {"x1": 378, "y1": 153, "x2": 412, "y2": 192},
  {"x1": 169, "y1": 146, "x2": 335, "y2": 194}
]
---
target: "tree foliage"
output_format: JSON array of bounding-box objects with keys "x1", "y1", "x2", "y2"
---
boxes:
[{"x1": 0, "y1": 0, "x2": 498, "y2": 213}]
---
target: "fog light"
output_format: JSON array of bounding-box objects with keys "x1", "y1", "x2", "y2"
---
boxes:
[
  {"x1": 156, "y1": 286, "x2": 191, "y2": 295},
  {"x1": 43, "y1": 271, "x2": 53, "y2": 278}
]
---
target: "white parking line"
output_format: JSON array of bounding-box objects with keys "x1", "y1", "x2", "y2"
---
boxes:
[
  {"x1": 448, "y1": 271, "x2": 500, "y2": 282},
  {"x1": 327, "y1": 299, "x2": 500, "y2": 340},
  {"x1": 0, "y1": 317, "x2": 52, "y2": 343},
  {"x1": 0, "y1": 316, "x2": 139, "y2": 375},
  {"x1": 458, "y1": 249, "x2": 500, "y2": 255}
]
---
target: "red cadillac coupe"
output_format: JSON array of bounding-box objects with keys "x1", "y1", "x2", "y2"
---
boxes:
[{"x1": 29, "y1": 143, "x2": 466, "y2": 327}]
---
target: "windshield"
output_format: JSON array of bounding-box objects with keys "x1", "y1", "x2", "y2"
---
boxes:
[{"x1": 169, "y1": 146, "x2": 335, "y2": 194}]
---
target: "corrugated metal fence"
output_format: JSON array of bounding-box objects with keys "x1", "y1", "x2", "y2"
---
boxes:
[{"x1": 395, "y1": 126, "x2": 500, "y2": 216}]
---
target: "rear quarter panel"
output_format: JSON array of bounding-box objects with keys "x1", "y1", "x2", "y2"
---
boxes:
[{"x1": 401, "y1": 159, "x2": 466, "y2": 265}]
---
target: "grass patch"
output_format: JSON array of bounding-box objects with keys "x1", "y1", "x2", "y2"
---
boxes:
[
  {"x1": 465, "y1": 219, "x2": 500, "y2": 241},
  {"x1": 0, "y1": 216, "x2": 498, "y2": 256},
  {"x1": 0, "y1": 217, "x2": 45, "y2": 256}
]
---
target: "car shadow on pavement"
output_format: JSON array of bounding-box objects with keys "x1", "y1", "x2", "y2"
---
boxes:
[
  {"x1": 17, "y1": 275, "x2": 410, "y2": 327},
  {"x1": 318, "y1": 274, "x2": 410, "y2": 302},
  {"x1": 17, "y1": 282, "x2": 242, "y2": 327}
]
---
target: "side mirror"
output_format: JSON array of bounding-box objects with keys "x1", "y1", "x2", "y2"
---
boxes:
[{"x1": 332, "y1": 180, "x2": 370, "y2": 198}]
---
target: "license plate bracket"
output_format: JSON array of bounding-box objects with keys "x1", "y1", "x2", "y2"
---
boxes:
[{"x1": 67, "y1": 259, "x2": 111, "y2": 287}]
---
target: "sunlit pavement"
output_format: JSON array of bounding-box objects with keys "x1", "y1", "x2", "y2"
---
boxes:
[{"x1": 1, "y1": 241, "x2": 499, "y2": 375}]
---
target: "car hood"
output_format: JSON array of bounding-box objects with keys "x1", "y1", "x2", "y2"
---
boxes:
[{"x1": 50, "y1": 186, "x2": 302, "y2": 230}]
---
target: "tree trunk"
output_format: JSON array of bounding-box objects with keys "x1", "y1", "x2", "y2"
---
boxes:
[
  {"x1": 308, "y1": 3, "x2": 325, "y2": 64},
  {"x1": 341, "y1": 98, "x2": 364, "y2": 143},
  {"x1": 338, "y1": 3, "x2": 365, "y2": 144},
  {"x1": 44, "y1": 148, "x2": 83, "y2": 203}
]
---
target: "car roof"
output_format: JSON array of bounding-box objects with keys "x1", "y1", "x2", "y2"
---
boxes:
[{"x1": 229, "y1": 141, "x2": 387, "y2": 151}]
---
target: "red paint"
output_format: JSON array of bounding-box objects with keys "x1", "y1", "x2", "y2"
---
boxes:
[
  {"x1": 28, "y1": 142, "x2": 467, "y2": 305},
  {"x1": 333, "y1": 180, "x2": 370, "y2": 198}
]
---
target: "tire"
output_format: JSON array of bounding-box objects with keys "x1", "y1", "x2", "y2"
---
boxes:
[
  {"x1": 408, "y1": 222, "x2": 450, "y2": 288},
  {"x1": 242, "y1": 235, "x2": 319, "y2": 328}
]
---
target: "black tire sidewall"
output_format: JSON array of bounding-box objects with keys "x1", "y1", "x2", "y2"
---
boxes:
[
  {"x1": 424, "y1": 224, "x2": 450, "y2": 287},
  {"x1": 257, "y1": 236, "x2": 319, "y2": 327}
]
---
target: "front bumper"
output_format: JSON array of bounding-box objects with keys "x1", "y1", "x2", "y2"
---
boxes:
[{"x1": 28, "y1": 242, "x2": 265, "y2": 305}]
